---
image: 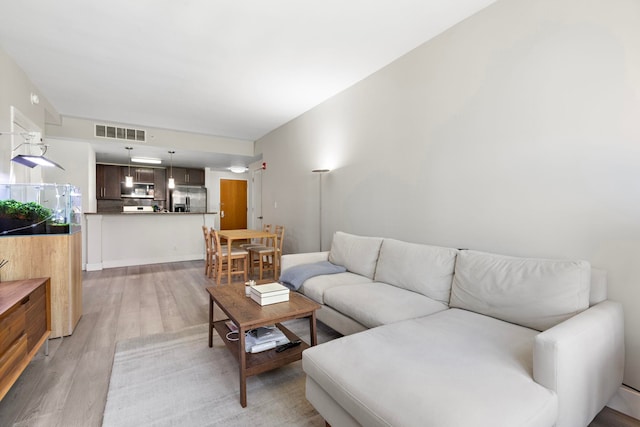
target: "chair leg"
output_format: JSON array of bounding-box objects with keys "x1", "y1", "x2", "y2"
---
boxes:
[
  {"x1": 206, "y1": 253, "x2": 213, "y2": 278},
  {"x1": 208, "y1": 255, "x2": 215, "y2": 279},
  {"x1": 215, "y1": 259, "x2": 222, "y2": 285}
]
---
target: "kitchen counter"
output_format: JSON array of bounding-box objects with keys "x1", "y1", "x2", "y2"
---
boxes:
[{"x1": 85, "y1": 212, "x2": 217, "y2": 271}]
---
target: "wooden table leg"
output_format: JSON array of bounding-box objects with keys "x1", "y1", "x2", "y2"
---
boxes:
[
  {"x1": 239, "y1": 327, "x2": 247, "y2": 407},
  {"x1": 208, "y1": 295, "x2": 214, "y2": 348},
  {"x1": 309, "y1": 311, "x2": 318, "y2": 346}
]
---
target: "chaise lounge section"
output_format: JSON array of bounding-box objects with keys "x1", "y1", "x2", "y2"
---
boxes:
[{"x1": 281, "y1": 232, "x2": 625, "y2": 427}]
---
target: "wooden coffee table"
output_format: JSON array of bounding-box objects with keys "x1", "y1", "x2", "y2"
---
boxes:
[{"x1": 206, "y1": 283, "x2": 320, "y2": 407}]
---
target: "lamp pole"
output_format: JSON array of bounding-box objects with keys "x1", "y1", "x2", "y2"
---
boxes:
[{"x1": 312, "y1": 169, "x2": 330, "y2": 251}]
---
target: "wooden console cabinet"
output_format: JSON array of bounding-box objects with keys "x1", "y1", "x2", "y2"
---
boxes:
[
  {"x1": 0, "y1": 233, "x2": 82, "y2": 338},
  {"x1": 0, "y1": 277, "x2": 51, "y2": 400}
]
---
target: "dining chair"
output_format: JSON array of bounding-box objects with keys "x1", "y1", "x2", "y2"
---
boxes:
[
  {"x1": 202, "y1": 226, "x2": 214, "y2": 277},
  {"x1": 240, "y1": 224, "x2": 272, "y2": 250},
  {"x1": 248, "y1": 225, "x2": 285, "y2": 280},
  {"x1": 211, "y1": 228, "x2": 249, "y2": 284},
  {"x1": 207, "y1": 227, "x2": 229, "y2": 279}
]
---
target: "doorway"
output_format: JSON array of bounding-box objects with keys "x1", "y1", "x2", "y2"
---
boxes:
[{"x1": 220, "y1": 179, "x2": 247, "y2": 230}]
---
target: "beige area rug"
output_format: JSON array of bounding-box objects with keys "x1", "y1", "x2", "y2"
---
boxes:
[{"x1": 102, "y1": 320, "x2": 341, "y2": 427}]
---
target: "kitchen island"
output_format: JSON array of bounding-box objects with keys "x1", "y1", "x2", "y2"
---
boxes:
[{"x1": 85, "y1": 212, "x2": 217, "y2": 271}]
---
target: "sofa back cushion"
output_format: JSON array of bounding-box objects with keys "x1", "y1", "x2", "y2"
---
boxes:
[
  {"x1": 450, "y1": 250, "x2": 591, "y2": 331},
  {"x1": 589, "y1": 268, "x2": 607, "y2": 306},
  {"x1": 374, "y1": 239, "x2": 458, "y2": 304},
  {"x1": 328, "y1": 232, "x2": 383, "y2": 280}
]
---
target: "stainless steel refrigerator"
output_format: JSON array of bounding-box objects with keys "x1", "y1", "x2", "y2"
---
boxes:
[{"x1": 171, "y1": 186, "x2": 207, "y2": 213}]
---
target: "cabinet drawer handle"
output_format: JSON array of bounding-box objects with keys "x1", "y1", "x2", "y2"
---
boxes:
[{"x1": 21, "y1": 296, "x2": 30, "y2": 305}]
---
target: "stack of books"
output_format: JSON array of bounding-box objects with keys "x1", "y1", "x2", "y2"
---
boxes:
[{"x1": 250, "y1": 282, "x2": 290, "y2": 306}]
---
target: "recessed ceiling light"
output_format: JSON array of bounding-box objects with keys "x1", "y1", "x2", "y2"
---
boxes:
[
  {"x1": 131, "y1": 157, "x2": 162, "y2": 164},
  {"x1": 229, "y1": 166, "x2": 247, "y2": 173}
]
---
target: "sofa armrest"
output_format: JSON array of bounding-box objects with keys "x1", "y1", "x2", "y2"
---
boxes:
[
  {"x1": 280, "y1": 251, "x2": 329, "y2": 272},
  {"x1": 533, "y1": 300, "x2": 624, "y2": 427}
]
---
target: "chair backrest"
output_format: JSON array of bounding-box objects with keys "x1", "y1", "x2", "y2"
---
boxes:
[
  {"x1": 261, "y1": 224, "x2": 272, "y2": 245},
  {"x1": 211, "y1": 228, "x2": 223, "y2": 256},
  {"x1": 202, "y1": 226, "x2": 212, "y2": 252},
  {"x1": 275, "y1": 225, "x2": 285, "y2": 251}
]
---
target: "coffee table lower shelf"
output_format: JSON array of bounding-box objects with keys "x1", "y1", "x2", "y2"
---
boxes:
[{"x1": 213, "y1": 320, "x2": 310, "y2": 376}]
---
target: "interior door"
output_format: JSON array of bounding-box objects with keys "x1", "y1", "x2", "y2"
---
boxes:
[{"x1": 220, "y1": 179, "x2": 247, "y2": 230}]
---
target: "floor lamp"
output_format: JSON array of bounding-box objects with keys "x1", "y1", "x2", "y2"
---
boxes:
[{"x1": 312, "y1": 169, "x2": 330, "y2": 251}]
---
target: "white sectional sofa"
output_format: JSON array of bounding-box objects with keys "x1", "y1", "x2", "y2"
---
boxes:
[{"x1": 280, "y1": 232, "x2": 625, "y2": 427}]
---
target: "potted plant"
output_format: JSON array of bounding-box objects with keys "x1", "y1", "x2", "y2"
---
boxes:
[{"x1": 0, "y1": 199, "x2": 52, "y2": 235}]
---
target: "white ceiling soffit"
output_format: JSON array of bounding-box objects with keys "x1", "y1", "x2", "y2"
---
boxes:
[{"x1": 0, "y1": 0, "x2": 496, "y2": 141}]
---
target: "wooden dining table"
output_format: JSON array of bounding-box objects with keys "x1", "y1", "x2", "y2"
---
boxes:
[{"x1": 217, "y1": 229, "x2": 278, "y2": 284}]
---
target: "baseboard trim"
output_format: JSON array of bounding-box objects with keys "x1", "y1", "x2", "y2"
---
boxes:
[
  {"x1": 99, "y1": 254, "x2": 204, "y2": 270},
  {"x1": 607, "y1": 385, "x2": 640, "y2": 421},
  {"x1": 85, "y1": 262, "x2": 103, "y2": 271}
]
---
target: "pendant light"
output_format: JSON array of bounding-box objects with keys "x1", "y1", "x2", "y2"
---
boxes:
[
  {"x1": 168, "y1": 150, "x2": 175, "y2": 189},
  {"x1": 125, "y1": 147, "x2": 133, "y2": 187}
]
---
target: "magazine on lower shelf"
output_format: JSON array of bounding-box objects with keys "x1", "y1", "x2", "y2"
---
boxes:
[{"x1": 244, "y1": 325, "x2": 289, "y2": 353}]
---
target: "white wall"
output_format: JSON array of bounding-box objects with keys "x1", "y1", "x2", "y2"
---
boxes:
[
  {"x1": 0, "y1": 47, "x2": 59, "y2": 181},
  {"x1": 257, "y1": 0, "x2": 640, "y2": 391}
]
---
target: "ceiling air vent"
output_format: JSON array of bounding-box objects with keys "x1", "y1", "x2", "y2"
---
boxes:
[{"x1": 95, "y1": 124, "x2": 146, "y2": 142}]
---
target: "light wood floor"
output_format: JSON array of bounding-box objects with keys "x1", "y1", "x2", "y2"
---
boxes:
[{"x1": 0, "y1": 261, "x2": 637, "y2": 426}]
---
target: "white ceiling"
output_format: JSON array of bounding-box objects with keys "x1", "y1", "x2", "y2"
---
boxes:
[{"x1": 0, "y1": 0, "x2": 496, "y2": 167}]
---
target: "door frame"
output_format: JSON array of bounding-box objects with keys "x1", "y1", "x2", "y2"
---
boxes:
[{"x1": 249, "y1": 168, "x2": 263, "y2": 231}]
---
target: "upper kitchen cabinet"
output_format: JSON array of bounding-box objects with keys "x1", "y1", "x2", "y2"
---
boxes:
[
  {"x1": 188, "y1": 168, "x2": 205, "y2": 185},
  {"x1": 136, "y1": 167, "x2": 155, "y2": 183},
  {"x1": 172, "y1": 168, "x2": 205, "y2": 186},
  {"x1": 153, "y1": 168, "x2": 166, "y2": 201},
  {"x1": 96, "y1": 164, "x2": 121, "y2": 200},
  {"x1": 121, "y1": 166, "x2": 155, "y2": 183}
]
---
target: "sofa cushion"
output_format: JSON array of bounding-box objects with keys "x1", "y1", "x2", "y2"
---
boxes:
[
  {"x1": 328, "y1": 232, "x2": 383, "y2": 279},
  {"x1": 299, "y1": 272, "x2": 372, "y2": 305},
  {"x1": 303, "y1": 309, "x2": 558, "y2": 427},
  {"x1": 323, "y1": 282, "x2": 448, "y2": 328},
  {"x1": 374, "y1": 238, "x2": 457, "y2": 304},
  {"x1": 450, "y1": 250, "x2": 591, "y2": 331}
]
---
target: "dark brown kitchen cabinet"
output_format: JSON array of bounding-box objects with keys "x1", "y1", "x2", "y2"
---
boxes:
[
  {"x1": 121, "y1": 166, "x2": 154, "y2": 183},
  {"x1": 135, "y1": 167, "x2": 155, "y2": 183},
  {"x1": 171, "y1": 167, "x2": 187, "y2": 185},
  {"x1": 96, "y1": 164, "x2": 121, "y2": 200},
  {"x1": 187, "y1": 168, "x2": 205, "y2": 185},
  {"x1": 153, "y1": 168, "x2": 166, "y2": 201},
  {"x1": 172, "y1": 167, "x2": 205, "y2": 185}
]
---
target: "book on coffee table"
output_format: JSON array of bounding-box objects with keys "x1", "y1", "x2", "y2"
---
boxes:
[{"x1": 250, "y1": 282, "x2": 290, "y2": 306}]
